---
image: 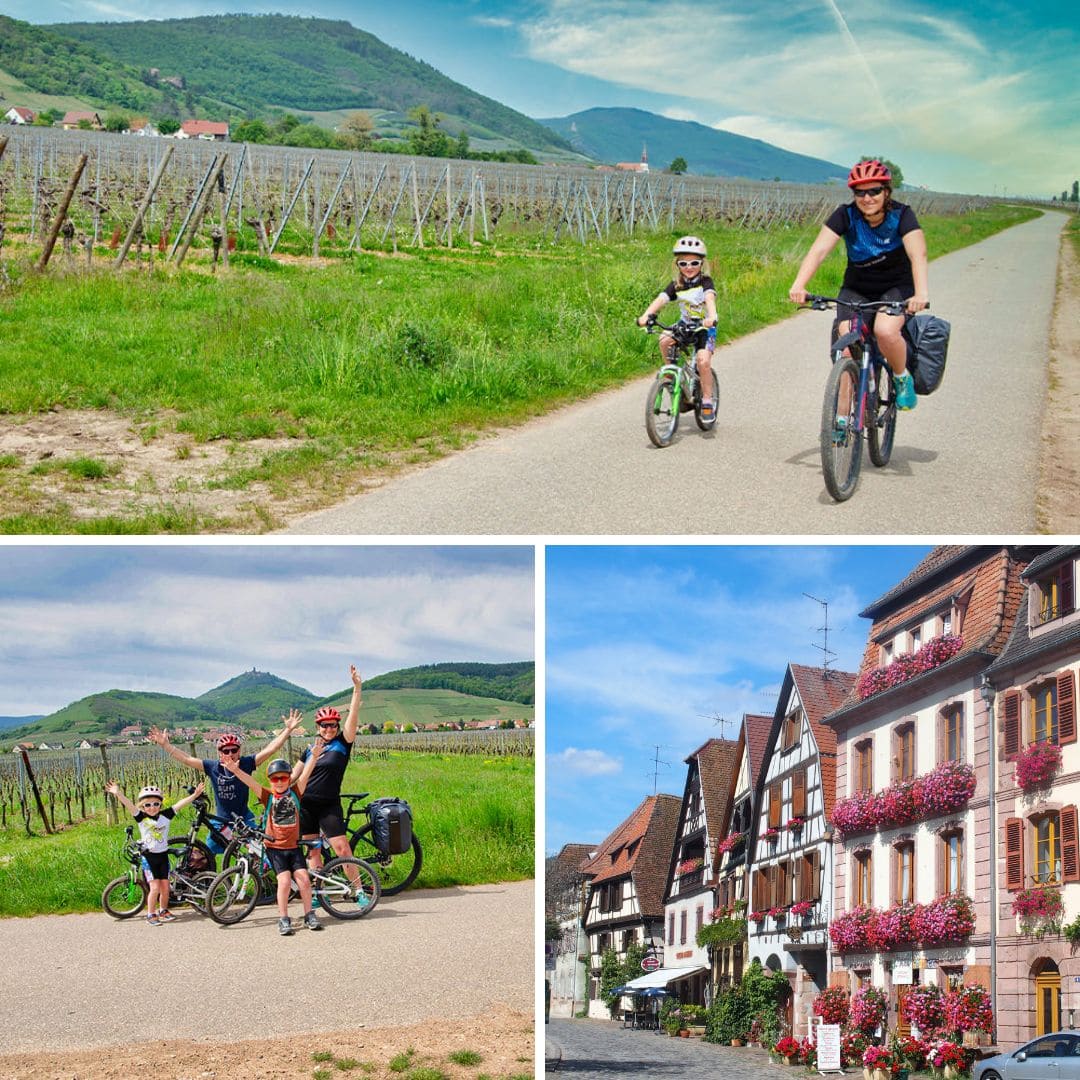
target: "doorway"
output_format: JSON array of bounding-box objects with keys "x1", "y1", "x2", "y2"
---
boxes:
[{"x1": 1035, "y1": 961, "x2": 1062, "y2": 1035}]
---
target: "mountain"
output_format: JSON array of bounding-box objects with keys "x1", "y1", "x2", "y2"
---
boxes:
[
  {"x1": 0, "y1": 715, "x2": 45, "y2": 731},
  {"x1": 2, "y1": 662, "x2": 534, "y2": 745},
  {"x1": 48, "y1": 14, "x2": 572, "y2": 153},
  {"x1": 540, "y1": 107, "x2": 847, "y2": 183}
]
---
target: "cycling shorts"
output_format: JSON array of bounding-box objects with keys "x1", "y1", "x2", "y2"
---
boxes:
[
  {"x1": 299, "y1": 796, "x2": 347, "y2": 840},
  {"x1": 835, "y1": 286, "x2": 911, "y2": 330},
  {"x1": 141, "y1": 850, "x2": 170, "y2": 882},
  {"x1": 266, "y1": 846, "x2": 309, "y2": 876}
]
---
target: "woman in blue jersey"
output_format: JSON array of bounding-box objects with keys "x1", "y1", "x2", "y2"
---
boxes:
[{"x1": 788, "y1": 159, "x2": 929, "y2": 410}]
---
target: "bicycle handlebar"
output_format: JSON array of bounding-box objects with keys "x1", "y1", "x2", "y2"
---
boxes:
[
  {"x1": 642, "y1": 316, "x2": 704, "y2": 335},
  {"x1": 803, "y1": 293, "x2": 926, "y2": 316}
]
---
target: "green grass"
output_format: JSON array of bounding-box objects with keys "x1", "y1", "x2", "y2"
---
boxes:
[
  {"x1": 0, "y1": 751, "x2": 532, "y2": 917},
  {"x1": 0, "y1": 204, "x2": 1040, "y2": 531},
  {"x1": 447, "y1": 1049, "x2": 483, "y2": 1066}
]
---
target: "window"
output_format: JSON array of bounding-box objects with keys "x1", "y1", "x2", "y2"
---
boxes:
[
  {"x1": 881, "y1": 640, "x2": 895, "y2": 666},
  {"x1": 942, "y1": 968, "x2": 964, "y2": 992},
  {"x1": 782, "y1": 709, "x2": 802, "y2": 751},
  {"x1": 776, "y1": 861, "x2": 789, "y2": 908},
  {"x1": 854, "y1": 850, "x2": 872, "y2": 907},
  {"x1": 944, "y1": 705, "x2": 964, "y2": 763},
  {"x1": 622, "y1": 929, "x2": 635, "y2": 951},
  {"x1": 911, "y1": 626, "x2": 922, "y2": 652},
  {"x1": 680, "y1": 910, "x2": 687, "y2": 945},
  {"x1": 1035, "y1": 564, "x2": 1075, "y2": 625},
  {"x1": 942, "y1": 830, "x2": 964, "y2": 894},
  {"x1": 896, "y1": 723, "x2": 916, "y2": 781},
  {"x1": 1035, "y1": 813, "x2": 1062, "y2": 884},
  {"x1": 800, "y1": 849, "x2": 821, "y2": 903},
  {"x1": 939, "y1": 609, "x2": 953, "y2": 636},
  {"x1": 854, "y1": 739, "x2": 873, "y2": 793},
  {"x1": 668, "y1": 912, "x2": 675, "y2": 946},
  {"x1": 1034, "y1": 682, "x2": 1059, "y2": 745},
  {"x1": 895, "y1": 842, "x2": 915, "y2": 904}
]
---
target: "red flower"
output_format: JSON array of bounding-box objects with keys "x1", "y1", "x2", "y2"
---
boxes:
[{"x1": 1014, "y1": 741, "x2": 1062, "y2": 791}]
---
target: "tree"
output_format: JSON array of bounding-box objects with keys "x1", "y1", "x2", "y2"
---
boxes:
[
  {"x1": 599, "y1": 948, "x2": 624, "y2": 1016},
  {"x1": 338, "y1": 110, "x2": 375, "y2": 151},
  {"x1": 669, "y1": 156, "x2": 688, "y2": 175},
  {"x1": 231, "y1": 118, "x2": 269, "y2": 143},
  {"x1": 155, "y1": 117, "x2": 180, "y2": 135},
  {"x1": 408, "y1": 105, "x2": 451, "y2": 158},
  {"x1": 861, "y1": 155, "x2": 904, "y2": 187},
  {"x1": 1071, "y1": 180, "x2": 1078, "y2": 203},
  {"x1": 104, "y1": 111, "x2": 130, "y2": 133}
]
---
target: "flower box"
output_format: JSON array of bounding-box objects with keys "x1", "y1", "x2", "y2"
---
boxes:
[
  {"x1": 762, "y1": 828, "x2": 780, "y2": 843},
  {"x1": 1014, "y1": 741, "x2": 1062, "y2": 791},
  {"x1": 790, "y1": 900, "x2": 815, "y2": 918},
  {"x1": 786, "y1": 817, "x2": 805, "y2": 832},
  {"x1": 717, "y1": 831, "x2": 744, "y2": 854},
  {"x1": 676, "y1": 856, "x2": 704, "y2": 875},
  {"x1": 857, "y1": 634, "x2": 963, "y2": 699}
]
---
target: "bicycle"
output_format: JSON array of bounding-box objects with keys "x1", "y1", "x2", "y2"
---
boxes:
[
  {"x1": 642, "y1": 317, "x2": 719, "y2": 448},
  {"x1": 205, "y1": 819, "x2": 381, "y2": 925},
  {"x1": 173, "y1": 787, "x2": 241, "y2": 875},
  {"x1": 804, "y1": 294, "x2": 907, "y2": 501},
  {"x1": 101, "y1": 824, "x2": 217, "y2": 918},
  {"x1": 342, "y1": 792, "x2": 422, "y2": 896}
]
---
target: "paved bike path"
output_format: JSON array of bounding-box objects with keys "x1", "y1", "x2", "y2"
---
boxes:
[
  {"x1": 0, "y1": 880, "x2": 532, "y2": 1054},
  {"x1": 283, "y1": 210, "x2": 1065, "y2": 536}
]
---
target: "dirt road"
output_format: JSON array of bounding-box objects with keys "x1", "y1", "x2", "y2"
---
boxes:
[
  {"x1": 284, "y1": 211, "x2": 1066, "y2": 536},
  {"x1": 0, "y1": 880, "x2": 533, "y2": 1078}
]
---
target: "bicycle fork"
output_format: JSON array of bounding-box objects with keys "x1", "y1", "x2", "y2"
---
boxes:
[{"x1": 656, "y1": 364, "x2": 683, "y2": 410}]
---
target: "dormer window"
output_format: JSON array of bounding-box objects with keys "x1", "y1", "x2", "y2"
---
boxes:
[
  {"x1": 1034, "y1": 563, "x2": 1075, "y2": 626},
  {"x1": 781, "y1": 708, "x2": 802, "y2": 751}
]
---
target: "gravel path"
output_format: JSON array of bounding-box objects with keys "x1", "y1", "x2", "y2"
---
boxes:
[
  {"x1": 0, "y1": 880, "x2": 533, "y2": 1055},
  {"x1": 283, "y1": 211, "x2": 1065, "y2": 535}
]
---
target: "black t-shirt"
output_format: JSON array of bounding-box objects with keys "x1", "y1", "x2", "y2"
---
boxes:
[
  {"x1": 299, "y1": 734, "x2": 352, "y2": 801},
  {"x1": 824, "y1": 202, "x2": 920, "y2": 296}
]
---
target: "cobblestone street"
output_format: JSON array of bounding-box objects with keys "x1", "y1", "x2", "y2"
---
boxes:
[{"x1": 545, "y1": 1018, "x2": 796, "y2": 1078}]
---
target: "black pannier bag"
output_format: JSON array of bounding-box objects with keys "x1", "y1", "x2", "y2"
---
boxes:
[
  {"x1": 903, "y1": 314, "x2": 951, "y2": 395},
  {"x1": 367, "y1": 797, "x2": 413, "y2": 854}
]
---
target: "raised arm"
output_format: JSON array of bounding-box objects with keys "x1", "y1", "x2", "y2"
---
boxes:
[
  {"x1": 170, "y1": 781, "x2": 206, "y2": 813},
  {"x1": 148, "y1": 726, "x2": 203, "y2": 771},
  {"x1": 218, "y1": 756, "x2": 262, "y2": 793},
  {"x1": 789, "y1": 224, "x2": 843, "y2": 303},
  {"x1": 253, "y1": 709, "x2": 304, "y2": 766},
  {"x1": 104, "y1": 781, "x2": 138, "y2": 817},
  {"x1": 293, "y1": 739, "x2": 323, "y2": 798},
  {"x1": 343, "y1": 665, "x2": 362, "y2": 744}
]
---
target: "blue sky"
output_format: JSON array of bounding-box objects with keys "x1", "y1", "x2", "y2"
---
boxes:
[
  {"x1": 9, "y1": 0, "x2": 1077, "y2": 196},
  {"x1": 545, "y1": 544, "x2": 933, "y2": 856},
  {"x1": 0, "y1": 545, "x2": 534, "y2": 715}
]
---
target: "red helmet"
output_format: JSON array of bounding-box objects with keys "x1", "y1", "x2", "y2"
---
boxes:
[
  {"x1": 847, "y1": 159, "x2": 892, "y2": 188},
  {"x1": 216, "y1": 733, "x2": 241, "y2": 751},
  {"x1": 315, "y1": 706, "x2": 341, "y2": 724}
]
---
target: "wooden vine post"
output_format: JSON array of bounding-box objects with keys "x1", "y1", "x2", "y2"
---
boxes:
[
  {"x1": 175, "y1": 155, "x2": 227, "y2": 267},
  {"x1": 100, "y1": 743, "x2": 118, "y2": 825},
  {"x1": 18, "y1": 749, "x2": 54, "y2": 835},
  {"x1": 36, "y1": 152, "x2": 88, "y2": 271},
  {"x1": 113, "y1": 142, "x2": 174, "y2": 270}
]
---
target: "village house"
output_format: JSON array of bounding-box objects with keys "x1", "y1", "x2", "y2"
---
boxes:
[
  {"x1": 655, "y1": 737, "x2": 739, "y2": 1008},
  {"x1": 546, "y1": 842, "x2": 594, "y2": 1019},
  {"x1": 61, "y1": 111, "x2": 103, "y2": 131},
  {"x1": 5, "y1": 107, "x2": 35, "y2": 125},
  {"x1": 126, "y1": 117, "x2": 159, "y2": 137},
  {"x1": 985, "y1": 545, "x2": 1080, "y2": 1045},
  {"x1": 822, "y1": 545, "x2": 1037, "y2": 1042},
  {"x1": 748, "y1": 662, "x2": 855, "y2": 1037},
  {"x1": 579, "y1": 794, "x2": 681, "y2": 1018},
  {"x1": 177, "y1": 120, "x2": 229, "y2": 141}
]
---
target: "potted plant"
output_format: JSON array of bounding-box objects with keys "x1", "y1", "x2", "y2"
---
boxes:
[
  {"x1": 786, "y1": 816, "x2": 805, "y2": 833},
  {"x1": 813, "y1": 985, "x2": 850, "y2": 1027},
  {"x1": 774, "y1": 1035, "x2": 801, "y2": 1065},
  {"x1": 790, "y1": 899, "x2": 815, "y2": 919},
  {"x1": 762, "y1": 826, "x2": 780, "y2": 843},
  {"x1": 929, "y1": 1039, "x2": 971, "y2": 1078},
  {"x1": 1011, "y1": 885, "x2": 1064, "y2": 938},
  {"x1": 862, "y1": 1044, "x2": 892, "y2": 1080},
  {"x1": 1014, "y1": 740, "x2": 1063, "y2": 791}
]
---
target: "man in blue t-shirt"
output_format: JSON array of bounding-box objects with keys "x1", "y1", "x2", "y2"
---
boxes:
[{"x1": 149, "y1": 710, "x2": 303, "y2": 854}]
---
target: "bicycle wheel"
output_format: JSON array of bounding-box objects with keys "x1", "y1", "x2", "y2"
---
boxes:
[
  {"x1": 185, "y1": 871, "x2": 219, "y2": 916},
  {"x1": 316, "y1": 857, "x2": 382, "y2": 920},
  {"x1": 205, "y1": 864, "x2": 261, "y2": 925},
  {"x1": 349, "y1": 823, "x2": 423, "y2": 895},
  {"x1": 645, "y1": 373, "x2": 679, "y2": 448},
  {"x1": 820, "y1": 353, "x2": 862, "y2": 502},
  {"x1": 694, "y1": 369, "x2": 719, "y2": 431},
  {"x1": 102, "y1": 873, "x2": 148, "y2": 918},
  {"x1": 867, "y1": 368, "x2": 897, "y2": 467}
]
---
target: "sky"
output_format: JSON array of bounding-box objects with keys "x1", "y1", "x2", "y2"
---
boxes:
[
  {"x1": 0, "y1": 544, "x2": 534, "y2": 716},
  {"x1": 544, "y1": 543, "x2": 934, "y2": 856},
  {"x1": 7, "y1": 0, "x2": 1077, "y2": 197}
]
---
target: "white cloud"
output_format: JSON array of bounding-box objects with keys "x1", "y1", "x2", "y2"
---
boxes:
[{"x1": 549, "y1": 746, "x2": 622, "y2": 776}]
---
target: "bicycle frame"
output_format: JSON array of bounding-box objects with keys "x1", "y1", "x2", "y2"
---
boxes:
[{"x1": 831, "y1": 313, "x2": 887, "y2": 435}]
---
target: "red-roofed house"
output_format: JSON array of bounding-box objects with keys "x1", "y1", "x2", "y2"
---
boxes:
[
  {"x1": 61, "y1": 111, "x2": 102, "y2": 130},
  {"x1": 177, "y1": 120, "x2": 229, "y2": 141},
  {"x1": 823, "y1": 545, "x2": 1041, "y2": 1044},
  {"x1": 749, "y1": 662, "x2": 856, "y2": 1037},
  {"x1": 5, "y1": 107, "x2": 35, "y2": 125},
  {"x1": 580, "y1": 793, "x2": 681, "y2": 1017}
]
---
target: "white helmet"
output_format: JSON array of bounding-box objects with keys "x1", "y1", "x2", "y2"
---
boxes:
[
  {"x1": 137, "y1": 786, "x2": 163, "y2": 802},
  {"x1": 673, "y1": 235, "x2": 707, "y2": 257}
]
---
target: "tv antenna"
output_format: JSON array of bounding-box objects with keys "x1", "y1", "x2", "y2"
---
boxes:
[
  {"x1": 700, "y1": 712, "x2": 735, "y2": 740},
  {"x1": 647, "y1": 745, "x2": 670, "y2": 793},
  {"x1": 804, "y1": 592, "x2": 839, "y2": 675}
]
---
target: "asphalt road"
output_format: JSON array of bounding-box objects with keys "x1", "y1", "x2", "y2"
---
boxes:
[
  {"x1": 0, "y1": 880, "x2": 533, "y2": 1054},
  {"x1": 284, "y1": 210, "x2": 1066, "y2": 536}
]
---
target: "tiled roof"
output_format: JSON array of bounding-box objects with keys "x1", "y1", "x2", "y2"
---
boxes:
[
  {"x1": 582, "y1": 794, "x2": 682, "y2": 918},
  {"x1": 860, "y1": 546, "x2": 972, "y2": 618},
  {"x1": 686, "y1": 738, "x2": 739, "y2": 846},
  {"x1": 788, "y1": 664, "x2": 856, "y2": 820},
  {"x1": 1023, "y1": 547, "x2": 1080, "y2": 580},
  {"x1": 743, "y1": 713, "x2": 773, "y2": 790},
  {"x1": 551, "y1": 842, "x2": 595, "y2": 876}
]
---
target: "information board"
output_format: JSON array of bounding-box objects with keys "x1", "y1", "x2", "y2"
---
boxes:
[{"x1": 816, "y1": 1021, "x2": 841, "y2": 1072}]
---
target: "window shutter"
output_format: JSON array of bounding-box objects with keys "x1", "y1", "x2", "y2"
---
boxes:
[
  {"x1": 1061, "y1": 564, "x2": 1075, "y2": 617},
  {"x1": 1059, "y1": 670, "x2": 1077, "y2": 746},
  {"x1": 793, "y1": 769, "x2": 807, "y2": 818},
  {"x1": 769, "y1": 782, "x2": 782, "y2": 828},
  {"x1": 937, "y1": 834, "x2": 947, "y2": 895},
  {"x1": 810, "y1": 849, "x2": 821, "y2": 901},
  {"x1": 1062, "y1": 806, "x2": 1080, "y2": 884},
  {"x1": 1005, "y1": 817, "x2": 1024, "y2": 891},
  {"x1": 1003, "y1": 691, "x2": 1021, "y2": 757}
]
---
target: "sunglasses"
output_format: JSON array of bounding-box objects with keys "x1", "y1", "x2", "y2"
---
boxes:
[
  {"x1": 219, "y1": 748, "x2": 240, "y2": 756},
  {"x1": 316, "y1": 722, "x2": 339, "y2": 729},
  {"x1": 854, "y1": 186, "x2": 886, "y2": 199},
  {"x1": 676, "y1": 259, "x2": 702, "y2": 268},
  {"x1": 141, "y1": 801, "x2": 162, "y2": 808},
  {"x1": 269, "y1": 774, "x2": 291, "y2": 782}
]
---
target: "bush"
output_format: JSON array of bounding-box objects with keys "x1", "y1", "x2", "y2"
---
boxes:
[{"x1": 704, "y1": 958, "x2": 787, "y2": 1045}]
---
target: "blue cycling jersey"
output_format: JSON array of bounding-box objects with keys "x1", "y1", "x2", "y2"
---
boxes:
[{"x1": 825, "y1": 202, "x2": 920, "y2": 297}]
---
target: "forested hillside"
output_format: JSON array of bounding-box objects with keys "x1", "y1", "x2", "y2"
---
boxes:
[{"x1": 365, "y1": 662, "x2": 534, "y2": 704}]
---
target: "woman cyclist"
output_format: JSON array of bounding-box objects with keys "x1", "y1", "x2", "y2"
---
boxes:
[
  {"x1": 788, "y1": 159, "x2": 928, "y2": 411},
  {"x1": 637, "y1": 235, "x2": 719, "y2": 421}
]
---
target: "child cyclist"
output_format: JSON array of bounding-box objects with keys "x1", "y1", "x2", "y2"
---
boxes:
[
  {"x1": 220, "y1": 741, "x2": 324, "y2": 936},
  {"x1": 637, "y1": 236, "x2": 719, "y2": 421},
  {"x1": 104, "y1": 780, "x2": 206, "y2": 925}
]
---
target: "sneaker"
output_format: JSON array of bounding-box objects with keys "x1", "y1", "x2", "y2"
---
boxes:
[
  {"x1": 832, "y1": 417, "x2": 849, "y2": 445},
  {"x1": 157, "y1": 910, "x2": 177, "y2": 923},
  {"x1": 304, "y1": 911, "x2": 323, "y2": 931},
  {"x1": 310, "y1": 895, "x2": 321, "y2": 910},
  {"x1": 146, "y1": 913, "x2": 161, "y2": 926},
  {"x1": 700, "y1": 399, "x2": 715, "y2": 422},
  {"x1": 895, "y1": 371, "x2": 917, "y2": 410},
  {"x1": 278, "y1": 917, "x2": 294, "y2": 936}
]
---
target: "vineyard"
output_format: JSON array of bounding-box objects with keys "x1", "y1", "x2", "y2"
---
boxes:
[
  {"x1": 0, "y1": 727, "x2": 533, "y2": 836},
  {"x1": 0, "y1": 125, "x2": 990, "y2": 268}
]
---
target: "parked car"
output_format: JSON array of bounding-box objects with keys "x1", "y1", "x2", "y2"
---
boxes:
[{"x1": 974, "y1": 1032, "x2": 1080, "y2": 1080}]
